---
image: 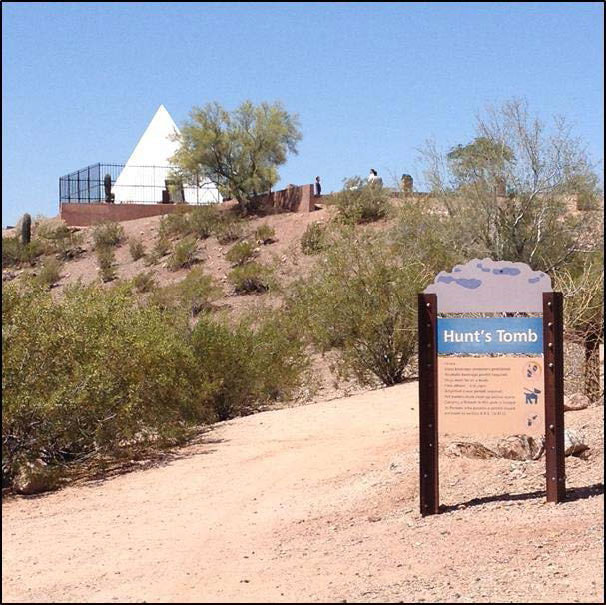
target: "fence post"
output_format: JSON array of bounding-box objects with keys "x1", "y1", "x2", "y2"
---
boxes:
[
  {"x1": 543, "y1": 291, "x2": 566, "y2": 503},
  {"x1": 418, "y1": 293, "x2": 439, "y2": 516}
]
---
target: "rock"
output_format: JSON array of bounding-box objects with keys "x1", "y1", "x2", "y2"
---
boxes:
[
  {"x1": 2, "y1": 271, "x2": 17, "y2": 282},
  {"x1": 496, "y1": 435, "x2": 544, "y2": 460},
  {"x1": 13, "y1": 460, "x2": 60, "y2": 495},
  {"x1": 564, "y1": 393, "x2": 590, "y2": 411},
  {"x1": 445, "y1": 442, "x2": 497, "y2": 459},
  {"x1": 564, "y1": 428, "x2": 589, "y2": 457}
]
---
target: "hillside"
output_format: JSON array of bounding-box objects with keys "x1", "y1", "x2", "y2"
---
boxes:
[{"x1": 2, "y1": 383, "x2": 603, "y2": 603}]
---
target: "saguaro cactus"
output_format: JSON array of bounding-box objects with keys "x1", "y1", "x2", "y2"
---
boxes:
[
  {"x1": 21, "y1": 213, "x2": 32, "y2": 246},
  {"x1": 104, "y1": 174, "x2": 115, "y2": 203}
]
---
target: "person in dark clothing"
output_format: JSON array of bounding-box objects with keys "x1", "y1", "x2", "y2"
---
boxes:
[{"x1": 314, "y1": 176, "x2": 322, "y2": 196}]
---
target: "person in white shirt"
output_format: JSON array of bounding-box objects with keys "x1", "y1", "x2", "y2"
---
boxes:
[{"x1": 367, "y1": 169, "x2": 383, "y2": 187}]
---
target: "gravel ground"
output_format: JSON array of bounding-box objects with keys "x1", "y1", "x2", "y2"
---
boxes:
[{"x1": 2, "y1": 383, "x2": 603, "y2": 603}]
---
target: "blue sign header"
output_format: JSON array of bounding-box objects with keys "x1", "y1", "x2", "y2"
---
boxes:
[{"x1": 437, "y1": 318, "x2": 543, "y2": 355}]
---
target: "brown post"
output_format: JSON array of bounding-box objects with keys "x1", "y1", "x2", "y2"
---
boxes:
[
  {"x1": 542, "y1": 292, "x2": 566, "y2": 503},
  {"x1": 418, "y1": 293, "x2": 439, "y2": 515}
]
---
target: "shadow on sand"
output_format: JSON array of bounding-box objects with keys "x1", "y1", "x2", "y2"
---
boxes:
[{"x1": 440, "y1": 482, "x2": 604, "y2": 513}]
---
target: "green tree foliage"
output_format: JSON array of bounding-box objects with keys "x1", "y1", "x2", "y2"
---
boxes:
[
  {"x1": 289, "y1": 231, "x2": 430, "y2": 386},
  {"x1": 421, "y1": 98, "x2": 603, "y2": 272},
  {"x1": 171, "y1": 100, "x2": 302, "y2": 213}
]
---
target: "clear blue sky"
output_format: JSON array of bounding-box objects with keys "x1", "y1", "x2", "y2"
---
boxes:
[{"x1": 2, "y1": 2, "x2": 604, "y2": 226}]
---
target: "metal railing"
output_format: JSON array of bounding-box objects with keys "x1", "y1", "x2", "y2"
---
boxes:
[{"x1": 59, "y1": 163, "x2": 221, "y2": 205}]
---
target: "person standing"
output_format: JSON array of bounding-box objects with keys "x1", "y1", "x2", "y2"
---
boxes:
[
  {"x1": 367, "y1": 169, "x2": 382, "y2": 187},
  {"x1": 314, "y1": 176, "x2": 322, "y2": 196}
]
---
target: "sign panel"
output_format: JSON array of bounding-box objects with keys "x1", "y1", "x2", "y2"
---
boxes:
[
  {"x1": 438, "y1": 355, "x2": 544, "y2": 435},
  {"x1": 437, "y1": 317, "x2": 544, "y2": 435},
  {"x1": 437, "y1": 318, "x2": 543, "y2": 355},
  {"x1": 419, "y1": 260, "x2": 565, "y2": 515}
]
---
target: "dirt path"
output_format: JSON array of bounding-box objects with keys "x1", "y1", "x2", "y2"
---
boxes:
[{"x1": 2, "y1": 383, "x2": 603, "y2": 603}]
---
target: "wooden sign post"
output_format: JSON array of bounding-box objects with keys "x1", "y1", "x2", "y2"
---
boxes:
[{"x1": 418, "y1": 259, "x2": 566, "y2": 516}]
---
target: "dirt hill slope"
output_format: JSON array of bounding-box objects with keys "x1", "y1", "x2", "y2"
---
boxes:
[{"x1": 2, "y1": 383, "x2": 603, "y2": 603}]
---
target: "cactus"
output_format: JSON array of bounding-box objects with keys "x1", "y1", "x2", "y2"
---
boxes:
[
  {"x1": 21, "y1": 213, "x2": 31, "y2": 246},
  {"x1": 104, "y1": 174, "x2": 115, "y2": 203}
]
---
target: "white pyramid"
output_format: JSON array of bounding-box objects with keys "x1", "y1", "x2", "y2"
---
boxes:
[{"x1": 113, "y1": 105, "x2": 221, "y2": 204}]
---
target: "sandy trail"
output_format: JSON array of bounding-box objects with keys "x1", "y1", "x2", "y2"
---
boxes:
[{"x1": 2, "y1": 382, "x2": 603, "y2": 603}]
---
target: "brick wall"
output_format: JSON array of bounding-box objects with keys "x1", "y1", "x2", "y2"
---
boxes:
[
  {"x1": 61, "y1": 184, "x2": 318, "y2": 226},
  {"x1": 60, "y1": 203, "x2": 189, "y2": 227},
  {"x1": 251, "y1": 184, "x2": 317, "y2": 213}
]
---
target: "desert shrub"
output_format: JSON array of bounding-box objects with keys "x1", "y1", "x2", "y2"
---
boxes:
[
  {"x1": 288, "y1": 231, "x2": 429, "y2": 386},
  {"x1": 132, "y1": 271, "x2": 157, "y2": 293},
  {"x1": 300, "y1": 221, "x2": 328, "y2": 255},
  {"x1": 147, "y1": 233, "x2": 171, "y2": 264},
  {"x1": 92, "y1": 221, "x2": 125, "y2": 249},
  {"x1": 96, "y1": 245, "x2": 117, "y2": 282},
  {"x1": 189, "y1": 205, "x2": 221, "y2": 239},
  {"x1": 167, "y1": 236, "x2": 198, "y2": 271},
  {"x1": 2, "y1": 283, "x2": 213, "y2": 486},
  {"x1": 225, "y1": 240, "x2": 258, "y2": 266},
  {"x1": 228, "y1": 262, "x2": 273, "y2": 294},
  {"x1": 33, "y1": 217, "x2": 84, "y2": 259},
  {"x1": 147, "y1": 269, "x2": 222, "y2": 317},
  {"x1": 129, "y1": 237, "x2": 146, "y2": 261},
  {"x1": 178, "y1": 267, "x2": 222, "y2": 316},
  {"x1": 191, "y1": 311, "x2": 308, "y2": 421},
  {"x1": 2, "y1": 237, "x2": 45, "y2": 268},
  {"x1": 255, "y1": 224, "x2": 276, "y2": 244},
  {"x1": 389, "y1": 199, "x2": 463, "y2": 275},
  {"x1": 330, "y1": 177, "x2": 390, "y2": 224},
  {"x1": 34, "y1": 257, "x2": 62, "y2": 289},
  {"x1": 215, "y1": 219, "x2": 243, "y2": 244},
  {"x1": 33, "y1": 217, "x2": 71, "y2": 242},
  {"x1": 159, "y1": 213, "x2": 190, "y2": 239}
]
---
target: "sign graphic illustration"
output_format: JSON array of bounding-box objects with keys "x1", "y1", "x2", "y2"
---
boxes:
[{"x1": 418, "y1": 258, "x2": 565, "y2": 516}]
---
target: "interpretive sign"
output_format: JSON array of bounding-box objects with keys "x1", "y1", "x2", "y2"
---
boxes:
[
  {"x1": 417, "y1": 259, "x2": 565, "y2": 516},
  {"x1": 437, "y1": 317, "x2": 545, "y2": 436}
]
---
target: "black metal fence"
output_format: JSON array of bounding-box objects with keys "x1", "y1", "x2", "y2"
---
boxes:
[{"x1": 59, "y1": 163, "x2": 220, "y2": 205}]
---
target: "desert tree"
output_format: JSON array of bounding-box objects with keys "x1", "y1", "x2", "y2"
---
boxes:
[
  {"x1": 555, "y1": 250, "x2": 604, "y2": 401},
  {"x1": 420, "y1": 98, "x2": 603, "y2": 272},
  {"x1": 170, "y1": 100, "x2": 302, "y2": 213}
]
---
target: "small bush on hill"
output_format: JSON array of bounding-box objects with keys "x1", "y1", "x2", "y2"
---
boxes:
[
  {"x1": 330, "y1": 177, "x2": 390, "y2": 224},
  {"x1": 300, "y1": 221, "x2": 328, "y2": 255},
  {"x1": 215, "y1": 219, "x2": 243, "y2": 245},
  {"x1": 191, "y1": 311, "x2": 308, "y2": 421},
  {"x1": 2, "y1": 237, "x2": 44, "y2": 268},
  {"x1": 255, "y1": 224, "x2": 276, "y2": 244},
  {"x1": 92, "y1": 221, "x2": 125, "y2": 249},
  {"x1": 167, "y1": 236, "x2": 198, "y2": 271},
  {"x1": 288, "y1": 231, "x2": 429, "y2": 386},
  {"x1": 129, "y1": 237, "x2": 146, "y2": 261},
  {"x1": 132, "y1": 271, "x2": 157, "y2": 293},
  {"x1": 178, "y1": 267, "x2": 223, "y2": 316},
  {"x1": 225, "y1": 240, "x2": 258, "y2": 266},
  {"x1": 146, "y1": 233, "x2": 171, "y2": 265},
  {"x1": 159, "y1": 213, "x2": 190, "y2": 239},
  {"x1": 34, "y1": 257, "x2": 62, "y2": 289},
  {"x1": 148, "y1": 269, "x2": 222, "y2": 317},
  {"x1": 96, "y1": 245, "x2": 117, "y2": 282},
  {"x1": 189, "y1": 205, "x2": 221, "y2": 239},
  {"x1": 228, "y1": 262, "x2": 273, "y2": 294}
]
